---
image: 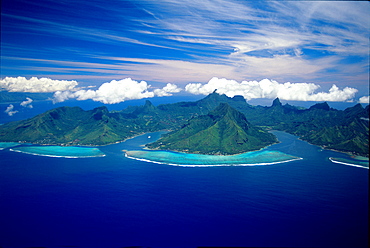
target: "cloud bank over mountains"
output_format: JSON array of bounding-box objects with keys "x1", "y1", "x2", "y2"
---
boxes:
[
  {"x1": 53, "y1": 78, "x2": 182, "y2": 104},
  {"x1": 1, "y1": 76, "x2": 368, "y2": 104},
  {"x1": 0, "y1": 77, "x2": 78, "y2": 92},
  {"x1": 185, "y1": 77, "x2": 359, "y2": 102},
  {"x1": 359, "y1": 96, "x2": 370, "y2": 104}
]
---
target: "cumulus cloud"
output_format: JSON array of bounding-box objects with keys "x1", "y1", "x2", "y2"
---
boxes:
[
  {"x1": 0, "y1": 76, "x2": 78, "y2": 92},
  {"x1": 53, "y1": 78, "x2": 181, "y2": 104},
  {"x1": 185, "y1": 77, "x2": 358, "y2": 102},
  {"x1": 153, "y1": 83, "x2": 182, "y2": 96},
  {"x1": 4, "y1": 104, "x2": 18, "y2": 116},
  {"x1": 20, "y1": 97, "x2": 34, "y2": 108},
  {"x1": 359, "y1": 96, "x2": 369, "y2": 104}
]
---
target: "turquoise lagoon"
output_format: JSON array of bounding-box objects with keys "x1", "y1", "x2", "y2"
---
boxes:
[
  {"x1": 10, "y1": 145, "x2": 105, "y2": 158},
  {"x1": 124, "y1": 131, "x2": 369, "y2": 167},
  {"x1": 123, "y1": 131, "x2": 302, "y2": 166},
  {"x1": 0, "y1": 142, "x2": 21, "y2": 150},
  {"x1": 124, "y1": 134, "x2": 302, "y2": 167},
  {"x1": 125, "y1": 150, "x2": 301, "y2": 166}
]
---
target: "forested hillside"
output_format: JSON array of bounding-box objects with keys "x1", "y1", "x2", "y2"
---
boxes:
[{"x1": 0, "y1": 92, "x2": 368, "y2": 156}]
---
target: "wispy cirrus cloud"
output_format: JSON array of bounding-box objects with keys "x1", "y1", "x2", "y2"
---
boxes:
[
  {"x1": 153, "y1": 0, "x2": 369, "y2": 56},
  {"x1": 1, "y1": 0, "x2": 369, "y2": 97},
  {"x1": 134, "y1": 0, "x2": 369, "y2": 85},
  {"x1": 2, "y1": 13, "x2": 172, "y2": 50}
]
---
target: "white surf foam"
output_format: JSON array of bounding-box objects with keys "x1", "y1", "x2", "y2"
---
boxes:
[{"x1": 329, "y1": 157, "x2": 369, "y2": 169}]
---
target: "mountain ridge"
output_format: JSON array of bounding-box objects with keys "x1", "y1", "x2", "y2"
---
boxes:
[{"x1": 0, "y1": 92, "x2": 368, "y2": 156}]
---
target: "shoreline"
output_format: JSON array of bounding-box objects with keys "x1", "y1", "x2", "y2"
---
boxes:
[
  {"x1": 276, "y1": 130, "x2": 369, "y2": 158},
  {"x1": 144, "y1": 133, "x2": 280, "y2": 156},
  {"x1": 1, "y1": 128, "x2": 368, "y2": 158},
  {"x1": 0, "y1": 132, "x2": 149, "y2": 148},
  {"x1": 322, "y1": 147, "x2": 369, "y2": 158},
  {"x1": 2, "y1": 130, "x2": 368, "y2": 161},
  {"x1": 0, "y1": 130, "x2": 171, "y2": 148}
]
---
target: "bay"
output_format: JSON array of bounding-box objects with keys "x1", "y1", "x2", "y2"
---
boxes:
[{"x1": 0, "y1": 131, "x2": 368, "y2": 248}]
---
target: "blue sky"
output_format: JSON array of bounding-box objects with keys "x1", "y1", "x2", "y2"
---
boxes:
[{"x1": 1, "y1": 0, "x2": 369, "y2": 104}]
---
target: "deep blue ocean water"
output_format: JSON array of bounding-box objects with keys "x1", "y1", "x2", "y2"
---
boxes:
[{"x1": 0, "y1": 131, "x2": 368, "y2": 248}]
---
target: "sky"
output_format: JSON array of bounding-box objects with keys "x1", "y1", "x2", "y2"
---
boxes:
[{"x1": 1, "y1": 0, "x2": 369, "y2": 106}]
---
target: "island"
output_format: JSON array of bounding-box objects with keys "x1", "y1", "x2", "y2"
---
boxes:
[
  {"x1": 0, "y1": 92, "x2": 368, "y2": 156},
  {"x1": 146, "y1": 103, "x2": 277, "y2": 155}
]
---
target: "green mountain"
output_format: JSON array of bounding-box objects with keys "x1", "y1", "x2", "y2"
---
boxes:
[
  {"x1": 146, "y1": 103, "x2": 277, "y2": 155},
  {"x1": 0, "y1": 92, "x2": 368, "y2": 156},
  {"x1": 299, "y1": 104, "x2": 369, "y2": 155},
  {"x1": 0, "y1": 105, "x2": 163, "y2": 145}
]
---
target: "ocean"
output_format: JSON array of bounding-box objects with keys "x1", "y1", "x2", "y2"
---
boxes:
[{"x1": 0, "y1": 131, "x2": 368, "y2": 248}]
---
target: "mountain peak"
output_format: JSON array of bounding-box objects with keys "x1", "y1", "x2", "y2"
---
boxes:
[
  {"x1": 272, "y1": 98, "x2": 282, "y2": 107},
  {"x1": 210, "y1": 103, "x2": 248, "y2": 124},
  {"x1": 231, "y1": 95, "x2": 246, "y2": 102},
  {"x1": 147, "y1": 103, "x2": 276, "y2": 155},
  {"x1": 200, "y1": 91, "x2": 229, "y2": 101},
  {"x1": 309, "y1": 102, "x2": 330, "y2": 111},
  {"x1": 344, "y1": 103, "x2": 366, "y2": 118},
  {"x1": 144, "y1": 100, "x2": 155, "y2": 110},
  {"x1": 92, "y1": 106, "x2": 109, "y2": 113},
  {"x1": 213, "y1": 102, "x2": 232, "y2": 113}
]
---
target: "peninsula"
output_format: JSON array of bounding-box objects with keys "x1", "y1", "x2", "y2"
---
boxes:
[{"x1": 147, "y1": 103, "x2": 277, "y2": 155}]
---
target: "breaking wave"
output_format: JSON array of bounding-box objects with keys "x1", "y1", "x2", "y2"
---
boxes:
[{"x1": 329, "y1": 157, "x2": 369, "y2": 169}]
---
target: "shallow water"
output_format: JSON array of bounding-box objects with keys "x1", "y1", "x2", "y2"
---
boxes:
[
  {"x1": 125, "y1": 149, "x2": 301, "y2": 166},
  {"x1": 0, "y1": 142, "x2": 20, "y2": 150},
  {"x1": 10, "y1": 145, "x2": 105, "y2": 158}
]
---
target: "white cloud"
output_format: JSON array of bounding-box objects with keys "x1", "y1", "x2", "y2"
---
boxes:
[
  {"x1": 20, "y1": 97, "x2": 33, "y2": 108},
  {"x1": 53, "y1": 78, "x2": 182, "y2": 104},
  {"x1": 4, "y1": 104, "x2": 18, "y2": 116},
  {"x1": 185, "y1": 77, "x2": 358, "y2": 102},
  {"x1": 153, "y1": 83, "x2": 182, "y2": 96},
  {"x1": 359, "y1": 96, "x2": 370, "y2": 104},
  {"x1": 0, "y1": 77, "x2": 78, "y2": 93}
]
